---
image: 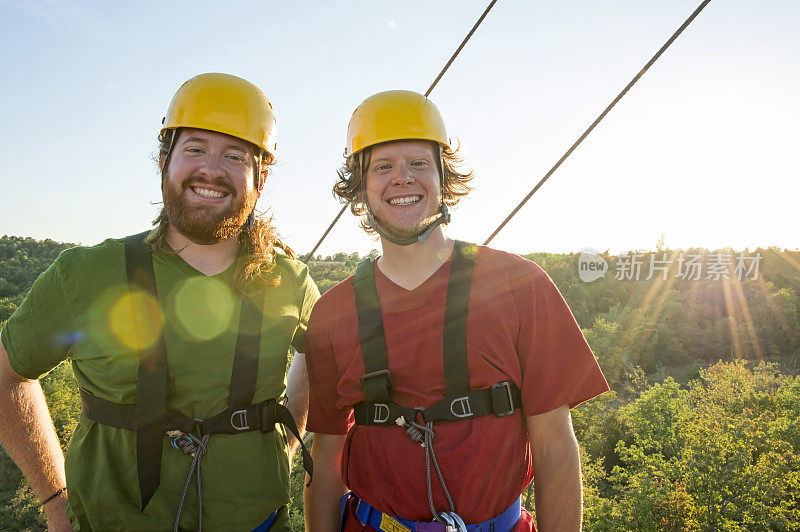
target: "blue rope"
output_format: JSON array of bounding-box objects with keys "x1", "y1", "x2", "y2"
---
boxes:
[
  {"x1": 171, "y1": 432, "x2": 210, "y2": 532},
  {"x1": 397, "y1": 409, "x2": 457, "y2": 523}
]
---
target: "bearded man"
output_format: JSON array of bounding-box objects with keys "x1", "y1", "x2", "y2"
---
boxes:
[{"x1": 0, "y1": 73, "x2": 319, "y2": 531}]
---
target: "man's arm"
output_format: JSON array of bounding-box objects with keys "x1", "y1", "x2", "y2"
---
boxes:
[
  {"x1": 0, "y1": 338, "x2": 72, "y2": 531},
  {"x1": 305, "y1": 433, "x2": 347, "y2": 532},
  {"x1": 527, "y1": 404, "x2": 582, "y2": 532},
  {"x1": 285, "y1": 351, "x2": 309, "y2": 460}
]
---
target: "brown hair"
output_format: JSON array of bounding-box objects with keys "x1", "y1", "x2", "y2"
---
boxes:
[
  {"x1": 333, "y1": 140, "x2": 474, "y2": 233},
  {"x1": 147, "y1": 128, "x2": 295, "y2": 296}
]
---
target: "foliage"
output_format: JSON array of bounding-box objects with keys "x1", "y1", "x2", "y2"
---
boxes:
[
  {"x1": 306, "y1": 251, "x2": 375, "y2": 294},
  {"x1": 582, "y1": 362, "x2": 800, "y2": 531},
  {"x1": 1, "y1": 236, "x2": 799, "y2": 530},
  {"x1": 0, "y1": 236, "x2": 74, "y2": 299},
  {"x1": 553, "y1": 248, "x2": 800, "y2": 385},
  {"x1": 289, "y1": 437, "x2": 310, "y2": 531}
]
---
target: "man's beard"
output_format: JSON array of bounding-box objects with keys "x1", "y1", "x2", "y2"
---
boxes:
[
  {"x1": 370, "y1": 199, "x2": 442, "y2": 240},
  {"x1": 161, "y1": 173, "x2": 258, "y2": 245}
]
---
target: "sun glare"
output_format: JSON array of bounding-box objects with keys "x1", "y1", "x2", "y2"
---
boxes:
[
  {"x1": 173, "y1": 277, "x2": 235, "y2": 341},
  {"x1": 109, "y1": 291, "x2": 163, "y2": 350}
]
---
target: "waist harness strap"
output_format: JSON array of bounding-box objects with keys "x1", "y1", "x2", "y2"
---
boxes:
[
  {"x1": 79, "y1": 389, "x2": 312, "y2": 478},
  {"x1": 353, "y1": 380, "x2": 521, "y2": 426},
  {"x1": 343, "y1": 492, "x2": 522, "y2": 532}
]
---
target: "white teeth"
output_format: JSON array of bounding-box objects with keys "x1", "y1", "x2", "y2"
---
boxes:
[
  {"x1": 388, "y1": 195, "x2": 421, "y2": 206},
  {"x1": 193, "y1": 187, "x2": 225, "y2": 199}
]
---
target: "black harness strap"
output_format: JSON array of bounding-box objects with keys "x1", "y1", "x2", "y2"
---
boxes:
[
  {"x1": 353, "y1": 400, "x2": 417, "y2": 426},
  {"x1": 80, "y1": 388, "x2": 146, "y2": 431},
  {"x1": 80, "y1": 389, "x2": 314, "y2": 481},
  {"x1": 228, "y1": 296, "x2": 262, "y2": 409},
  {"x1": 352, "y1": 260, "x2": 393, "y2": 402},
  {"x1": 442, "y1": 242, "x2": 475, "y2": 398},
  {"x1": 421, "y1": 381, "x2": 520, "y2": 423},
  {"x1": 352, "y1": 242, "x2": 521, "y2": 427},
  {"x1": 124, "y1": 231, "x2": 169, "y2": 511}
]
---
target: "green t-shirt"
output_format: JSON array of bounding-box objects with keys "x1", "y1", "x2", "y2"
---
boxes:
[{"x1": 1, "y1": 236, "x2": 319, "y2": 531}]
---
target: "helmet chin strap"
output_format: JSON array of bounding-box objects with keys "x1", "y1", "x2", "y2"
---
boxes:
[
  {"x1": 366, "y1": 204, "x2": 450, "y2": 246},
  {"x1": 360, "y1": 147, "x2": 451, "y2": 246}
]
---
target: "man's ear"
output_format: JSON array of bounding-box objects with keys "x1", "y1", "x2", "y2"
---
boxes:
[
  {"x1": 159, "y1": 152, "x2": 167, "y2": 173},
  {"x1": 256, "y1": 168, "x2": 268, "y2": 194}
]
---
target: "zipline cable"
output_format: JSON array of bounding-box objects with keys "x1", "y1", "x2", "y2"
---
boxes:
[
  {"x1": 303, "y1": 0, "x2": 500, "y2": 262},
  {"x1": 304, "y1": 204, "x2": 347, "y2": 263},
  {"x1": 483, "y1": 0, "x2": 712, "y2": 245},
  {"x1": 425, "y1": 0, "x2": 499, "y2": 98}
]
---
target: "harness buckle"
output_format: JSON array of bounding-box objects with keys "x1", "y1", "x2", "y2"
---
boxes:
[
  {"x1": 449, "y1": 396, "x2": 473, "y2": 418},
  {"x1": 258, "y1": 399, "x2": 278, "y2": 433},
  {"x1": 230, "y1": 409, "x2": 250, "y2": 431},
  {"x1": 360, "y1": 369, "x2": 395, "y2": 396},
  {"x1": 372, "y1": 403, "x2": 391, "y2": 424},
  {"x1": 490, "y1": 382, "x2": 516, "y2": 418}
]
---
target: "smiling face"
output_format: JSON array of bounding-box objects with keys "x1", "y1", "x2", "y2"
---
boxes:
[
  {"x1": 364, "y1": 139, "x2": 442, "y2": 240},
  {"x1": 161, "y1": 128, "x2": 261, "y2": 245}
]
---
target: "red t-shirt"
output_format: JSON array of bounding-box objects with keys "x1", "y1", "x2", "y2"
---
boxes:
[{"x1": 306, "y1": 246, "x2": 608, "y2": 530}]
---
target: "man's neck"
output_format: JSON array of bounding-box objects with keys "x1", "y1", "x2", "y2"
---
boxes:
[
  {"x1": 376, "y1": 227, "x2": 454, "y2": 290},
  {"x1": 165, "y1": 225, "x2": 240, "y2": 276}
]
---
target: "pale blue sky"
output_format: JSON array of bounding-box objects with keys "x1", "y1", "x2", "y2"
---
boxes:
[{"x1": 1, "y1": 0, "x2": 798, "y2": 257}]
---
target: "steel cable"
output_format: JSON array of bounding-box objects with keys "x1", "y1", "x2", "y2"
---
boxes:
[
  {"x1": 483, "y1": 0, "x2": 712, "y2": 245},
  {"x1": 304, "y1": 0, "x2": 500, "y2": 262}
]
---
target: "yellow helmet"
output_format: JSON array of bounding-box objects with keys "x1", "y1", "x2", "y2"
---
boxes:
[
  {"x1": 344, "y1": 90, "x2": 449, "y2": 157},
  {"x1": 161, "y1": 73, "x2": 277, "y2": 156}
]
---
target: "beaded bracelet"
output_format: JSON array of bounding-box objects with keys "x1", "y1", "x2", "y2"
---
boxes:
[{"x1": 41, "y1": 487, "x2": 66, "y2": 506}]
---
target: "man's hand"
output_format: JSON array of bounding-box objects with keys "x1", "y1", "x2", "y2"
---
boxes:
[
  {"x1": 0, "y1": 338, "x2": 70, "y2": 531},
  {"x1": 527, "y1": 405, "x2": 582, "y2": 532},
  {"x1": 304, "y1": 433, "x2": 347, "y2": 532}
]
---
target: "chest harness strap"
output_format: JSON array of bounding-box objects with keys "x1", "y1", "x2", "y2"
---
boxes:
[
  {"x1": 78, "y1": 231, "x2": 312, "y2": 527},
  {"x1": 351, "y1": 241, "x2": 522, "y2": 526}
]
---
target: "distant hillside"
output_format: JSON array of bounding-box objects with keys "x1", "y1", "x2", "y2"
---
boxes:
[{"x1": 0, "y1": 236, "x2": 76, "y2": 325}]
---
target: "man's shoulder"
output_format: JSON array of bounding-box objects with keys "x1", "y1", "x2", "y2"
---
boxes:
[
  {"x1": 54, "y1": 236, "x2": 127, "y2": 272},
  {"x1": 271, "y1": 253, "x2": 318, "y2": 292},
  {"x1": 319, "y1": 273, "x2": 356, "y2": 302},
  {"x1": 304, "y1": 273, "x2": 357, "y2": 344},
  {"x1": 475, "y1": 245, "x2": 547, "y2": 278},
  {"x1": 273, "y1": 252, "x2": 309, "y2": 275},
  {"x1": 309, "y1": 273, "x2": 356, "y2": 318}
]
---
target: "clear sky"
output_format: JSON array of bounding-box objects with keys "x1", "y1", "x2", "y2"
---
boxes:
[{"x1": 1, "y1": 0, "x2": 798, "y2": 257}]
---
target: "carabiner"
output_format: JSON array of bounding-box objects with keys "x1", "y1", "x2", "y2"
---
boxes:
[
  {"x1": 169, "y1": 431, "x2": 204, "y2": 456},
  {"x1": 439, "y1": 512, "x2": 467, "y2": 532}
]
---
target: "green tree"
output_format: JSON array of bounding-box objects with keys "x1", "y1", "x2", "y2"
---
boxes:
[{"x1": 588, "y1": 362, "x2": 800, "y2": 531}]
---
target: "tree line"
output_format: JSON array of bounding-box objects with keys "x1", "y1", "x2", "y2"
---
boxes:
[{"x1": 1, "y1": 235, "x2": 798, "y2": 530}]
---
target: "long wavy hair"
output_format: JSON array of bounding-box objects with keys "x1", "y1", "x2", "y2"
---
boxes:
[
  {"x1": 147, "y1": 128, "x2": 294, "y2": 296},
  {"x1": 333, "y1": 140, "x2": 474, "y2": 233}
]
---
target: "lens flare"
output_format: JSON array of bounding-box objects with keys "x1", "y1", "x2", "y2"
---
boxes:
[
  {"x1": 173, "y1": 277, "x2": 235, "y2": 341},
  {"x1": 109, "y1": 291, "x2": 164, "y2": 350}
]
